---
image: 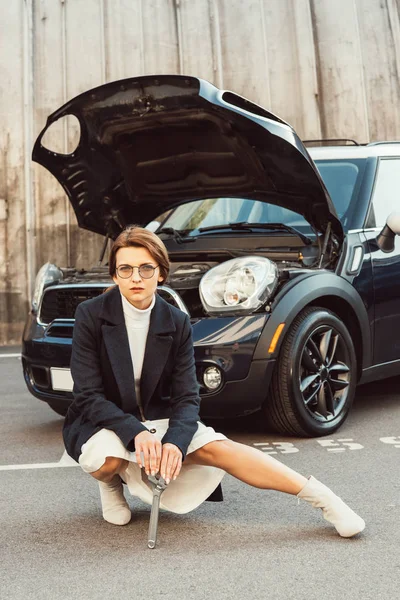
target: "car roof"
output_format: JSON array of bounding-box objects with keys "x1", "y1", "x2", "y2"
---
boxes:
[{"x1": 308, "y1": 142, "x2": 400, "y2": 160}]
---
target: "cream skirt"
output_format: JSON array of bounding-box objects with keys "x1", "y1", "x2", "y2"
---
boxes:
[{"x1": 79, "y1": 419, "x2": 227, "y2": 514}]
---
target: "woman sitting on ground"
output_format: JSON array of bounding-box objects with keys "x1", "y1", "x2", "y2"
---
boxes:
[{"x1": 63, "y1": 225, "x2": 365, "y2": 538}]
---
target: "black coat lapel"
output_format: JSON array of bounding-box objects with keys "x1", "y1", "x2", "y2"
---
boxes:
[
  {"x1": 100, "y1": 287, "x2": 137, "y2": 413},
  {"x1": 140, "y1": 295, "x2": 176, "y2": 410},
  {"x1": 101, "y1": 322, "x2": 137, "y2": 413}
]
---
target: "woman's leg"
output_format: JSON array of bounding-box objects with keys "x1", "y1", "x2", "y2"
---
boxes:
[
  {"x1": 188, "y1": 440, "x2": 307, "y2": 494},
  {"x1": 89, "y1": 457, "x2": 131, "y2": 526},
  {"x1": 188, "y1": 440, "x2": 365, "y2": 537},
  {"x1": 89, "y1": 456, "x2": 129, "y2": 483}
]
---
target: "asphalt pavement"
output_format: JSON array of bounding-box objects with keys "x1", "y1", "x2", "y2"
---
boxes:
[{"x1": 1, "y1": 352, "x2": 399, "y2": 600}]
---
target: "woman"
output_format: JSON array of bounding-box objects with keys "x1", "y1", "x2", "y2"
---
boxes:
[{"x1": 63, "y1": 226, "x2": 365, "y2": 537}]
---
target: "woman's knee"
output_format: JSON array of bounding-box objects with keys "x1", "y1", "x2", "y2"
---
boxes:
[
  {"x1": 89, "y1": 456, "x2": 126, "y2": 482},
  {"x1": 191, "y1": 440, "x2": 232, "y2": 465}
]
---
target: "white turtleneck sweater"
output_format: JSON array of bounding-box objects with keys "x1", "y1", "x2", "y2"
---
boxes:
[{"x1": 120, "y1": 291, "x2": 155, "y2": 421}]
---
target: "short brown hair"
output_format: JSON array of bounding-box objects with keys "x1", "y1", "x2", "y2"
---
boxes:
[{"x1": 108, "y1": 225, "x2": 170, "y2": 283}]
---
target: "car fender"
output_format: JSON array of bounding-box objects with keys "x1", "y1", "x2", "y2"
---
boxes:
[{"x1": 253, "y1": 272, "x2": 372, "y2": 369}]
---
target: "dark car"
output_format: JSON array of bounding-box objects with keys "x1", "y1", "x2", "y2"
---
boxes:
[{"x1": 22, "y1": 75, "x2": 400, "y2": 436}]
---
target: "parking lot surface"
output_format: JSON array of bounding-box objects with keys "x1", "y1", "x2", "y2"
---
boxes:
[{"x1": 1, "y1": 352, "x2": 399, "y2": 600}]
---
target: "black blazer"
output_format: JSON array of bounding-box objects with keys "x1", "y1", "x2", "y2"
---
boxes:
[{"x1": 63, "y1": 286, "x2": 201, "y2": 463}]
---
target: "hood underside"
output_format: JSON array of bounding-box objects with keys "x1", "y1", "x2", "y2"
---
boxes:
[{"x1": 32, "y1": 75, "x2": 343, "y2": 241}]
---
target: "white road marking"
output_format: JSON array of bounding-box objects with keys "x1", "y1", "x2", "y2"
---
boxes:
[
  {"x1": 0, "y1": 353, "x2": 21, "y2": 358},
  {"x1": 317, "y1": 438, "x2": 364, "y2": 451},
  {"x1": 0, "y1": 451, "x2": 79, "y2": 471},
  {"x1": 253, "y1": 442, "x2": 299, "y2": 454},
  {"x1": 380, "y1": 436, "x2": 400, "y2": 448},
  {"x1": 337, "y1": 439, "x2": 364, "y2": 450},
  {"x1": 273, "y1": 442, "x2": 299, "y2": 454}
]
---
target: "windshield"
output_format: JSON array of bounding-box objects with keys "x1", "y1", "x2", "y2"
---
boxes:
[
  {"x1": 160, "y1": 198, "x2": 312, "y2": 236},
  {"x1": 158, "y1": 159, "x2": 367, "y2": 235}
]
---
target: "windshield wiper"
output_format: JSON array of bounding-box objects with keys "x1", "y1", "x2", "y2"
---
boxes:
[
  {"x1": 157, "y1": 227, "x2": 196, "y2": 244},
  {"x1": 198, "y1": 222, "x2": 313, "y2": 246}
]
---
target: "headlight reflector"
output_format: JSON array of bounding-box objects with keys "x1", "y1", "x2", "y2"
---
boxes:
[
  {"x1": 32, "y1": 263, "x2": 63, "y2": 313},
  {"x1": 200, "y1": 256, "x2": 278, "y2": 315}
]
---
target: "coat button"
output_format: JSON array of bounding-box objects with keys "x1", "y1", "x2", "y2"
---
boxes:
[{"x1": 150, "y1": 428, "x2": 157, "y2": 434}]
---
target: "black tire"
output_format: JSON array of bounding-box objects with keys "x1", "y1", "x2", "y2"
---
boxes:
[
  {"x1": 264, "y1": 306, "x2": 357, "y2": 436},
  {"x1": 46, "y1": 400, "x2": 69, "y2": 417}
]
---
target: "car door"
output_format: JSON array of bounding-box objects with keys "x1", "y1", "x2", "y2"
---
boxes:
[{"x1": 365, "y1": 157, "x2": 400, "y2": 366}]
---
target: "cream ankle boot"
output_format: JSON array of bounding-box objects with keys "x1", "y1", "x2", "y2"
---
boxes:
[
  {"x1": 98, "y1": 475, "x2": 131, "y2": 525},
  {"x1": 297, "y1": 476, "x2": 365, "y2": 537}
]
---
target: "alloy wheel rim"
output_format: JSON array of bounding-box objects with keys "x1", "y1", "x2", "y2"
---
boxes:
[{"x1": 298, "y1": 325, "x2": 351, "y2": 423}]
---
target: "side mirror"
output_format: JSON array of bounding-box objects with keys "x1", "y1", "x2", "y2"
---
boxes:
[{"x1": 376, "y1": 212, "x2": 400, "y2": 253}]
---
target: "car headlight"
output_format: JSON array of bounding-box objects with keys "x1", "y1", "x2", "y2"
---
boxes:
[
  {"x1": 199, "y1": 256, "x2": 278, "y2": 315},
  {"x1": 32, "y1": 263, "x2": 63, "y2": 313}
]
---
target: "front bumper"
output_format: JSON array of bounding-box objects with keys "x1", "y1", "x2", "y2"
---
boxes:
[
  {"x1": 22, "y1": 311, "x2": 275, "y2": 418},
  {"x1": 199, "y1": 358, "x2": 275, "y2": 417}
]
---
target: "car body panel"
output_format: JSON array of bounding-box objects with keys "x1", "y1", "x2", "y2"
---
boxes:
[
  {"x1": 364, "y1": 231, "x2": 400, "y2": 364},
  {"x1": 192, "y1": 314, "x2": 268, "y2": 386},
  {"x1": 253, "y1": 270, "x2": 372, "y2": 370}
]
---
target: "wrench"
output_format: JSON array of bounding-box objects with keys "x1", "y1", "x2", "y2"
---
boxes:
[{"x1": 146, "y1": 473, "x2": 168, "y2": 549}]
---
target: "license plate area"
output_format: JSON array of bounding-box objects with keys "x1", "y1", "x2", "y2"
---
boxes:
[{"x1": 50, "y1": 367, "x2": 74, "y2": 392}]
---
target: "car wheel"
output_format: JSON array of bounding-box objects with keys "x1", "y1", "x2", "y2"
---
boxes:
[
  {"x1": 46, "y1": 400, "x2": 68, "y2": 417},
  {"x1": 265, "y1": 306, "x2": 357, "y2": 436}
]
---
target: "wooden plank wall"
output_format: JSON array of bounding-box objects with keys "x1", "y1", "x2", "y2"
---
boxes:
[{"x1": 1, "y1": 0, "x2": 400, "y2": 344}]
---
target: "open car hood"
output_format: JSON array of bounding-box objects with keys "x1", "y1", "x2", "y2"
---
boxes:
[{"x1": 32, "y1": 75, "x2": 343, "y2": 241}]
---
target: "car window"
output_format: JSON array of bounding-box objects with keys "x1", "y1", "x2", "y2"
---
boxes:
[
  {"x1": 371, "y1": 158, "x2": 400, "y2": 226},
  {"x1": 314, "y1": 159, "x2": 366, "y2": 228}
]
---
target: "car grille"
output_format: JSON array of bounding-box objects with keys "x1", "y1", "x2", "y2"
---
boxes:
[
  {"x1": 38, "y1": 285, "x2": 188, "y2": 325},
  {"x1": 39, "y1": 286, "x2": 107, "y2": 323}
]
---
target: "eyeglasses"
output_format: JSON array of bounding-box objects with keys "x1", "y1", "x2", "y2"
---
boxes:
[{"x1": 116, "y1": 264, "x2": 159, "y2": 279}]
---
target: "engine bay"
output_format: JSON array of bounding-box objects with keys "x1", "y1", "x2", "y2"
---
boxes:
[{"x1": 58, "y1": 234, "x2": 333, "y2": 318}]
